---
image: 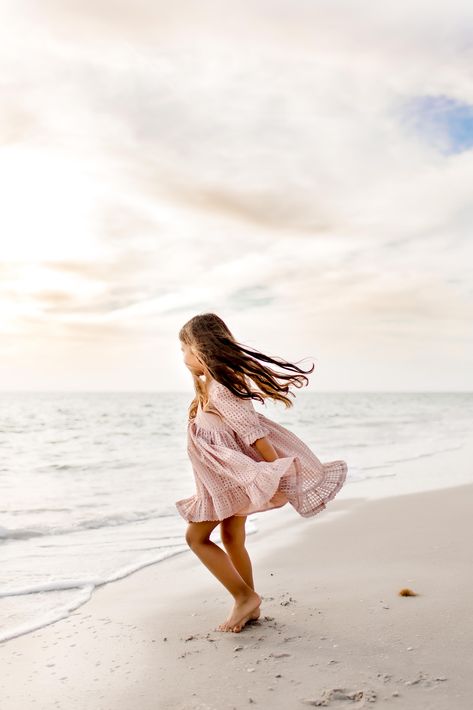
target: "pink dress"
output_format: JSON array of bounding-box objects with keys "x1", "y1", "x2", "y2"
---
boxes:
[{"x1": 175, "y1": 379, "x2": 348, "y2": 522}]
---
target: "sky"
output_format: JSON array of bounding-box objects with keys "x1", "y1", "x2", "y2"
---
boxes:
[{"x1": 0, "y1": 0, "x2": 472, "y2": 392}]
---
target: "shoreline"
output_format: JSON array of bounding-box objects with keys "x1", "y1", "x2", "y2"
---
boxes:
[
  {"x1": 2, "y1": 478, "x2": 473, "y2": 709},
  {"x1": 2, "y1": 435, "x2": 472, "y2": 647}
]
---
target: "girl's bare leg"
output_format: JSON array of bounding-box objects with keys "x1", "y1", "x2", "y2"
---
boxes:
[
  {"x1": 220, "y1": 515, "x2": 261, "y2": 622},
  {"x1": 185, "y1": 519, "x2": 261, "y2": 632}
]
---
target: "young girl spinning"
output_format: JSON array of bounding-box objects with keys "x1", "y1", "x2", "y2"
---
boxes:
[{"x1": 175, "y1": 313, "x2": 348, "y2": 634}]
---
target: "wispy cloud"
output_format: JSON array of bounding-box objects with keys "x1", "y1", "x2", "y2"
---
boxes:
[{"x1": 0, "y1": 0, "x2": 472, "y2": 390}]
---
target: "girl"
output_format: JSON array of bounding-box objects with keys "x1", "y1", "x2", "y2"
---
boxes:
[{"x1": 175, "y1": 313, "x2": 348, "y2": 634}]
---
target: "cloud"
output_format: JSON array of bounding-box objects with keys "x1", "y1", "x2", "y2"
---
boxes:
[{"x1": 0, "y1": 0, "x2": 472, "y2": 388}]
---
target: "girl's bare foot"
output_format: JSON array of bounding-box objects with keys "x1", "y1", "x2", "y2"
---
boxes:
[
  {"x1": 248, "y1": 605, "x2": 261, "y2": 621},
  {"x1": 216, "y1": 591, "x2": 261, "y2": 633}
]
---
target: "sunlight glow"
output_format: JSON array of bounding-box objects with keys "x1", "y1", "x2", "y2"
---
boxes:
[{"x1": 0, "y1": 146, "x2": 100, "y2": 260}]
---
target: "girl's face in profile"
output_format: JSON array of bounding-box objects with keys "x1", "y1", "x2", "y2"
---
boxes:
[{"x1": 180, "y1": 341, "x2": 205, "y2": 376}]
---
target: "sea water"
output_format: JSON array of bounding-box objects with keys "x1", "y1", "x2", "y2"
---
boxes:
[{"x1": 1, "y1": 390, "x2": 472, "y2": 643}]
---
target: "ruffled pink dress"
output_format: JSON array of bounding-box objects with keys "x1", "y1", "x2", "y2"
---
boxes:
[{"x1": 175, "y1": 379, "x2": 348, "y2": 523}]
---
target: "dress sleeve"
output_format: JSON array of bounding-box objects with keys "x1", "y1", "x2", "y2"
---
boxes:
[{"x1": 212, "y1": 383, "x2": 270, "y2": 446}]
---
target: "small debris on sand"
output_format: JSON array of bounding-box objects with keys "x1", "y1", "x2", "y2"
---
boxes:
[{"x1": 300, "y1": 687, "x2": 377, "y2": 706}]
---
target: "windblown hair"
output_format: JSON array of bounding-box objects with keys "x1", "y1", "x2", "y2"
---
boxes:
[{"x1": 179, "y1": 312, "x2": 315, "y2": 421}]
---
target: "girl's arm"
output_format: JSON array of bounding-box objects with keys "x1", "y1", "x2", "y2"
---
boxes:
[{"x1": 252, "y1": 436, "x2": 279, "y2": 462}]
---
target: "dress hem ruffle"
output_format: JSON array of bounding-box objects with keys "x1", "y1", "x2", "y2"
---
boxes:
[{"x1": 175, "y1": 455, "x2": 348, "y2": 523}]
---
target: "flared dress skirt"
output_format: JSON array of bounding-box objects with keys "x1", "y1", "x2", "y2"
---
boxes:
[{"x1": 175, "y1": 379, "x2": 348, "y2": 523}]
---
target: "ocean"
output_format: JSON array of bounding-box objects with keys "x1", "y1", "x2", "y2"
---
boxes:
[{"x1": 1, "y1": 390, "x2": 472, "y2": 644}]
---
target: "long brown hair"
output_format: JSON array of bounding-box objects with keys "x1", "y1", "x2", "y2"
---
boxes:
[{"x1": 179, "y1": 312, "x2": 315, "y2": 420}]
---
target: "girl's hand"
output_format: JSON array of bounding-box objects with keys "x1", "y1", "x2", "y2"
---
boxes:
[{"x1": 252, "y1": 436, "x2": 279, "y2": 462}]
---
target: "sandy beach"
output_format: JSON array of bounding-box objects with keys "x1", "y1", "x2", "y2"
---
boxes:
[{"x1": 1, "y1": 477, "x2": 472, "y2": 710}]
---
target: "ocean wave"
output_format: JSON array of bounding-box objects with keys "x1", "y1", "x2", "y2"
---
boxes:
[
  {"x1": 0, "y1": 508, "x2": 175, "y2": 542},
  {"x1": 0, "y1": 546, "x2": 192, "y2": 643}
]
